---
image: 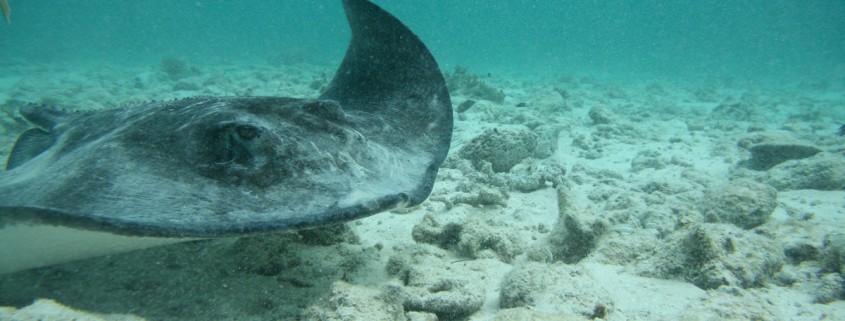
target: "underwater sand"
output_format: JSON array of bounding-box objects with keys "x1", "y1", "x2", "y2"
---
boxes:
[{"x1": 0, "y1": 60, "x2": 844, "y2": 321}]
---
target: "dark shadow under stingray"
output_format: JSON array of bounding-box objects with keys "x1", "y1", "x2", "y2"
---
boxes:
[{"x1": 0, "y1": 226, "x2": 376, "y2": 320}]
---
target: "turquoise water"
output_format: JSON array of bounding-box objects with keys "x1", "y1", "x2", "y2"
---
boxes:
[{"x1": 1, "y1": 0, "x2": 843, "y2": 83}]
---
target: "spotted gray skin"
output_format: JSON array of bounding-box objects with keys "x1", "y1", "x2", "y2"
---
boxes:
[{"x1": 0, "y1": 0, "x2": 452, "y2": 238}]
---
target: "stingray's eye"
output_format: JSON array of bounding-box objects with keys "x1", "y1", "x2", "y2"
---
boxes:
[{"x1": 236, "y1": 125, "x2": 259, "y2": 139}]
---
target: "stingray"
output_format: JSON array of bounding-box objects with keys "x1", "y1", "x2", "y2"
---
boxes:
[{"x1": 0, "y1": 0, "x2": 452, "y2": 273}]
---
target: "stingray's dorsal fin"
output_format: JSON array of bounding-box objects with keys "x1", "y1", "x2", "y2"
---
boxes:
[{"x1": 6, "y1": 128, "x2": 55, "y2": 170}]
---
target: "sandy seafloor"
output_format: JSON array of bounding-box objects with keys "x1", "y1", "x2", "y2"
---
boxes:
[{"x1": 0, "y1": 59, "x2": 844, "y2": 321}]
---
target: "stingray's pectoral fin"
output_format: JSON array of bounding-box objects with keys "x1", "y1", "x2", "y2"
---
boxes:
[
  {"x1": 6, "y1": 105, "x2": 71, "y2": 170},
  {"x1": 20, "y1": 104, "x2": 72, "y2": 129},
  {"x1": 320, "y1": 0, "x2": 453, "y2": 206},
  {"x1": 6, "y1": 128, "x2": 56, "y2": 170},
  {"x1": 321, "y1": 0, "x2": 452, "y2": 123}
]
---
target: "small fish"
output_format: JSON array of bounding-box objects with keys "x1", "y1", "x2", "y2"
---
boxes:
[
  {"x1": 1, "y1": 0, "x2": 9, "y2": 24},
  {"x1": 839, "y1": 124, "x2": 845, "y2": 136}
]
